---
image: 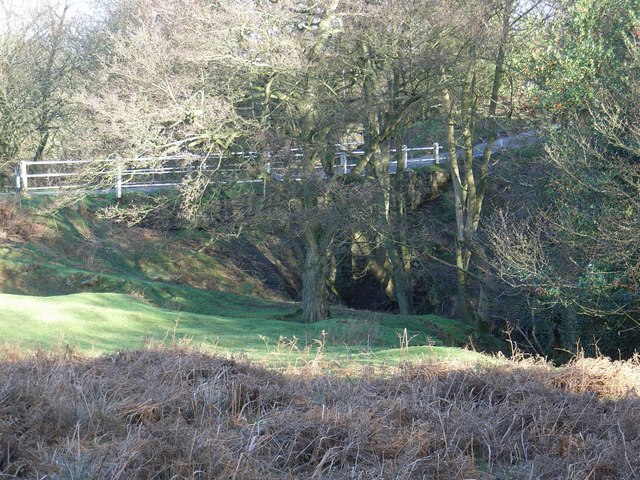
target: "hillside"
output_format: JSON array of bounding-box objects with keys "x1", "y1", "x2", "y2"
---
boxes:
[
  {"x1": 0, "y1": 163, "x2": 637, "y2": 480},
  {"x1": 0, "y1": 197, "x2": 500, "y2": 359},
  {"x1": 0, "y1": 196, "x2": 296, "y2": 303}
]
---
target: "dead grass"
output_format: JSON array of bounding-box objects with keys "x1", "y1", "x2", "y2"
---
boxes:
[
  {"x1": 0, "y1": 200, "x2": 43, "y2": 242},
  {"x1": 551, "y1": 354, "x2": 640, "y2": 397},
  {"x1": 0, "y1": 346, "x2": 638, "y2": 479}
]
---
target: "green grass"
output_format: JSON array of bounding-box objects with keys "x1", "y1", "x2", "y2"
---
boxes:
[
  {"x1": 412, "y1": 164, "x2": 450, "y2": 175},
  {"x1": 0, "y1": 196, "x2": 283, "y2": 302},
  {"x1": 0, "y1": 291, "x2": 490, "y2": 366},
  {"x1": 360, "y1": 345, "x2": 494, "y2": 365},
  {"x1": 0, "y1": 196, "x2": 503, "y2": 368},
  {"x1": 0, "y1": 291, "x2": 291, "y2": 352}
]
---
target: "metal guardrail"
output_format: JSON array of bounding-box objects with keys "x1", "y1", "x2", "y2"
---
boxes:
[{"x1": 14, "y1": 143, "x2": 442, "y2": 198}]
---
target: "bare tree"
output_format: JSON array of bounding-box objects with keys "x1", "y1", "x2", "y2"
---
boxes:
[
  {"x1": 77, "y1": 0, "x2": 359, "y2": 322},
  {"x1": 330, "y1": 0, "x2": 451, "y2": 314},
  {"x1": 0, "y1": 0, "x2": 93, "y2": 170}
]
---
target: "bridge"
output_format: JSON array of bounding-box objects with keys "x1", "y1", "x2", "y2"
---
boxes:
[
  {"x1": 13, "y1": 143, "x2": 443, "y2": 199},
  {"x1": 11, "y1": 130, "x2": 539, "y2": 198}
]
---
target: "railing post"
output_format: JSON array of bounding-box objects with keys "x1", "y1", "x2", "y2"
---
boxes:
[
  {"x1": 433, "y1": 142, "x2": 440, "y2": 164},
  {"x1": 15, "y1": 166, "x2": 21, "y2": 192},
  {"x1": 116, "y1": 160, "x2": 122, "y2": 200},
  {"x1": 402, "y1": 145, "x2": 408, "y2": 170},
  {"x1": 19, "y1": 160, "x2": 28, "y2": 193},
  {"x1": 263, "y1": 161, "x2": 271, "y2": 200},
  {"x1": 340, "y1": 152, "x2": 348, "y2": 174}
]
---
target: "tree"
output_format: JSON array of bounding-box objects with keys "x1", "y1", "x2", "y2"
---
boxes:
[
  {"x1": 0, "y1": 0, "x2": 94, "y2": 169},
  {"x1": 238, "y1": 0, "x2": 356, "y2": 322},
  {"x1": 332, "y1": 0, "x2": 451, "y2": 314},
  {"x1": 438, "y1": 0, "x2": 517, "y2": 330},
  {"x1": 488, "y1": 0, "x2": 640, "y2": 355},
  {"x1": 78, "y1": 0, "x2": 357, "y2": 322},
  {"x1": 74, "y1": 0, "x2": 258, "y2": 159}
]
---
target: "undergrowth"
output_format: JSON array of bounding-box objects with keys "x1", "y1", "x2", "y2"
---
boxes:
[
  {"x1": 0, "y1": 200, "x2": 42, "y2": 242},
  {"x1": 0, "y1": 345, "x2": 638, "y2": 479}
]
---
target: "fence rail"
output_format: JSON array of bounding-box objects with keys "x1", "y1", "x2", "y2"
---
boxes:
[{"x1": 14, "y1": 143, "x2": 442, "y2": 198}]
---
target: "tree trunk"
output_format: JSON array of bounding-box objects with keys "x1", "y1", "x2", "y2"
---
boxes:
[
  {"x1": 389, "y1": 243, "x2": 413, "y2": 314},
  {"x1": 390, "y1": 144, "x2": 413, "y2": 314},
  {"x1": 455, "y1": 242, "x2": 476, "y2": 324},
  {"x1": 477, "y1": 270, "x2": 493, "y2": 332},
  {"x1": 474, "y1": 244, "x2": 497, "y2": 332},
  {"x1": 301, "y1": 229, "x2": 330, "y2": 323},
  {"x1": 33, "y1": 128, "x2": 50, "y2": 162},
  {"x1": 443, "y1": 81, "x2": 475, "y2": 325}
]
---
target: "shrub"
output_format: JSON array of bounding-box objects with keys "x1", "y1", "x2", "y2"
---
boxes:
[{"x1": 0, "y1": 200, "x2": 41, "y2": 242}]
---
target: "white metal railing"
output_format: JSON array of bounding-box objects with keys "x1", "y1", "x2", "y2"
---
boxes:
[{"x1": 14, "y1": 143, "x2": 442, "y2": 198}]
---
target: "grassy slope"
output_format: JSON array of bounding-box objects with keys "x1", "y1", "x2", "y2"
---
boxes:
[
  {"x1": 0, "y1": 196, "x2": 500, "y2": 364},
  {"x1": 0, "y1": 291, "x2": 490, "y2": 366},
  {"x1": 0, "y1": 195, "x2": 282, "y2": 302}
]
